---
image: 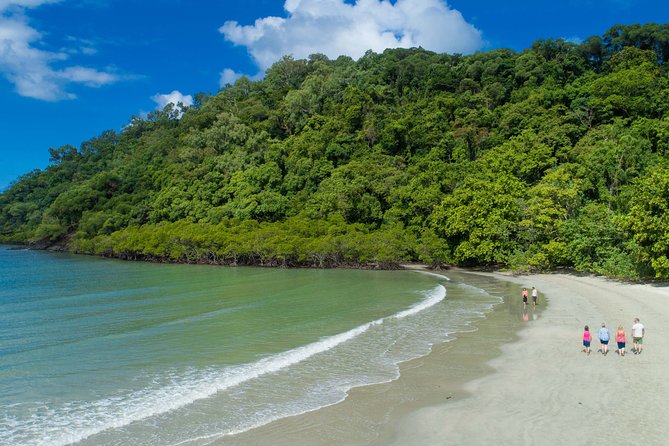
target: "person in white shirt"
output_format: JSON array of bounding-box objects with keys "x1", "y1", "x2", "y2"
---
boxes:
[{"x1": 632, "y1": 317, "x2": 645, "y2": 354}]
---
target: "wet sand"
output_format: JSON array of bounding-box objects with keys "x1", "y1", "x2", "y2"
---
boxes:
[
  {"x1": 215, "y1": 270, "x2": 531, "y2": 445},
  {"x1": 388, "y1": 272, "x2": 669, "y2": 445},
  {"x1": 213, "y1": 272, "x2": 668, "y2": 445}
]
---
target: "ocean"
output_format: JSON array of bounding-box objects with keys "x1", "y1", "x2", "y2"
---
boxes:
[{"x1": 0, "y1": 245, "x2": 509, "y2": 445}]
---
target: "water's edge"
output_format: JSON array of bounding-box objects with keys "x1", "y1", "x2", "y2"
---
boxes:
[
  {"x1": 0, "y1": 246, "x2": 535, "y2": 446},
  {"x1": 215, "y1": 270, "x2": 538, "y2": 446}
]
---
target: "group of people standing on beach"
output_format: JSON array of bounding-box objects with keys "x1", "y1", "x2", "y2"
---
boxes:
[
  {"x1": 518, "y1": 287, "x2": 646, "y2": 358},
  {"x1": 582, "y1": 318, "x2": 645, "y2": 357}
]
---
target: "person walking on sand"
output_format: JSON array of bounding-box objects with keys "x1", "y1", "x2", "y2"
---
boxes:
[
  {"x1": 632, "y1": 318, "x2": 645, "y2": 354},
  {"x1": 616, "y1": 325, "x2": 626, "y2": 356},
  {"x1": 582, "y1": 325, "x2": 592, "y2": 355},
  {"x1": 522, "y1": 288, "x2": 528, "y2": 308},
  {"x1": 531, "y1": 287, "x2": 538, "y2": 307},
  {"x1": 598, "y1": 322, "x2": 610, "y2": 355}
]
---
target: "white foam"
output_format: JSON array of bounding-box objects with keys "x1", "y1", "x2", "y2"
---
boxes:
[
  {"x1": 416, "y1": 270, "x2": 451, "y2": 281},
  {"x1": 11, "y1": 317, "x2": 384, "y2": 445},
  {"x1": 5, "y1": 284, "x2": 449, "y2": 446},
  {"x1": 394, "y1": 285, "x2": 446, "y2": 319}
]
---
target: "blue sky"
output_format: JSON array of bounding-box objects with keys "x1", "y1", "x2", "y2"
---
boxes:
[{"x1": 1, "y1": 0, "x2": 667, "y2": 190}]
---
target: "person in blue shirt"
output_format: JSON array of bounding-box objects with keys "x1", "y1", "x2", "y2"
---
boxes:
[{"x1": 598, "y1": 322, "x2": 611, "y2": 355}]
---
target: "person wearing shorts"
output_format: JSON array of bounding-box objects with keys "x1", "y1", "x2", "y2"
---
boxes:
[
  {"x1": 582, "y1": 325, "x2": 591, "y2": 355},
  {"x1": 598, "y1": 322, "x2": 610, "y2": 355},
  {"x1": 616, "y1": 324, "x2": 626, "y2": 356},
  {"x1": 522, "y1": 288, "x2": 528, "y2": 308},
  {"x1": 632, "y1": 318, "x2": 645, "y2": 354},
  {"x1": 531, "y1": 287, "x2": 538, "y2": 307}
]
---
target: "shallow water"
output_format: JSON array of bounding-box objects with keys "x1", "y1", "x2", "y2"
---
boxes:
[{"x1": 0, "y1": 246, "x2": 504, "y2": 445}]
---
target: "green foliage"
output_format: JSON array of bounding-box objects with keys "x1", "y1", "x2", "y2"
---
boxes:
[
  {"x1": 516, "y1": 165, "x2": 582, "y2": 269},
  {"x1": 70, "y1": 217, "x2": 414, "y2": 268},
  {"x1": 561, "y1": 203, "x2": 640, "y2": 278},
  {"x1": 306, "y1": 154, "x2": 404, "y2": 225},
  {"x1": 431, "y1": 173, "x2": 525, "y2": 265},
  {"x1": 622, "y1": 163, "x2": 669, "y2": 277},
  {"x1": 4, "y1": 23, "x2": 669, "y2": 276}
]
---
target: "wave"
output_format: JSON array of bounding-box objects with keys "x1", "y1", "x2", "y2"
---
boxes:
[
  {"x1": 394, "y1": 284, "x2": 446, "y2": 319},
  {"x1": 6, "y1": 285, "x2": 447, "y2": 446},
  {"x1": 415, "y1": 270, "x2": 451, "y2": 281}
]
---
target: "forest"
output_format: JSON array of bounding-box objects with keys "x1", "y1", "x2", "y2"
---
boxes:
[{"x1": 2, "y1": 23, "x2": 669, "y2": 279}]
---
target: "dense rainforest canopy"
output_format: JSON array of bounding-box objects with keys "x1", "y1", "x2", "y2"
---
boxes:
[{"x1": 3, "y1": 23, "x2": 669, "y2": 278}]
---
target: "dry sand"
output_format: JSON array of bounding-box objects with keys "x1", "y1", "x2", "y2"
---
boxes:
[
  {"x1": 217, "y1": 272, "x2": 669, "y2": 445},
  {"x1": 388, "y1": 272, "x2": 669, "y2": 445}
]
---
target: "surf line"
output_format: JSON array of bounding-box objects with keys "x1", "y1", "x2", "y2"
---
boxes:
[{"x1": 45, "y1": 284, "x2": 446, "y2": 446}]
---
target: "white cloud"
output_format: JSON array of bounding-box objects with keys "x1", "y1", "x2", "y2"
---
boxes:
[
  {"x1": 0, "y1": 1, "x2": 120, "y2": 101},
  {"x1": 151, "y1": 90, "x2": 193, "y2": 110},
  {"x1": 58, "y1": 66, "x2": 118, "y2": 86},
  {"x1": 0, "y1": 0, "x2": 60, "y2": 11},
  {"x1": 62, "y1": 35, "x2": 99, "y2": 56},
  {"x1": 219, "y1": 0, "x2": 483, "y2": 73},
  {"x1": 219, "y1": 68, "x2": 243, "y2": 87}
]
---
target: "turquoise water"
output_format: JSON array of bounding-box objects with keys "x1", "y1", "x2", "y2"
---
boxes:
[{"x1": 0, "y1": 246, "x2": 505, "y2": 445}]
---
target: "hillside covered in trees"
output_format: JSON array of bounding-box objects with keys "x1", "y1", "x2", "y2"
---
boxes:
[{"x1": 2, "y1": 23, "x2": 669, "y2": 278}]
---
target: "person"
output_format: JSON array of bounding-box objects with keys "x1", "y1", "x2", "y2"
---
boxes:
[
  {"x1": 531, "y1": 287, "x2": 538, "y2": 307},
  {"x1": 616, "y1": 324, "x2": 626, "y2": 356},
  {"x1": 582, "y1": 325, "x2": 591, "y2": 355},
  {"x1": 522, "y1": 288, "x2": 528, "y2": 308},
  {"x1": 632, "y1": 317, "x2": 645, "y2": 354},
  {"x1": 598, "y1": 322, "x2": 610, "y2": 355}
]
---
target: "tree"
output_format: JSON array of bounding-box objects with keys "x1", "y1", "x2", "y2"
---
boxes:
[
  {"x1": 622, "y1": 163, "x2": 669, "y2": 277},
  {"x1": 431, "y1": 173, "x2": 525, "y2": 265},
  {"x1": 48, "y1": 144, "x2": 80, "y2": 163}
]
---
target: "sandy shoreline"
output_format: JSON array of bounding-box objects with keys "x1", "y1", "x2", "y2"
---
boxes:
[
  {"x1": 389, "y1": 272, "x2": 669, "y2": 445},
  {"x1": 216, "y1": 270, "x2": 529, "y2": 445},
  {"x1": 215, "y1": 272, "x2": 669, "y2": 445}
]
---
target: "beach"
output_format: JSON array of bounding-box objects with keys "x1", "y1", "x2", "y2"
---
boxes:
[
  {"x1": 387, "y1": 272, "x2": 669, "y2": 445},
  {"x1": 218, "y1": 272, "x2": 669, "y2": 445}
]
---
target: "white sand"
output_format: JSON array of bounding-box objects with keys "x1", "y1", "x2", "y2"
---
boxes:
[{"x1": 388, "y1": 273, "x2": 669, "y2": 445}]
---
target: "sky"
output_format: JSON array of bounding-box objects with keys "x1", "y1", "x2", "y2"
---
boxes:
[{"x1": 1, "y1": 0, "x2": 668, "y2": 190}]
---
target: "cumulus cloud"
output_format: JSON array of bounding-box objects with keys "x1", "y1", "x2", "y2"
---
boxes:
[
  {"x1": 219, "y1": 0, "x2": 483, "y2": 73},
  {"x1": 151, "y1": 90, "x2": 193, "y2": 110},
  {"x1": 219, "y1": 68, "x2": 243, "y2": 87},
  {"x1": 0, "y1": 1, "x2": 120, "y2": 101}
]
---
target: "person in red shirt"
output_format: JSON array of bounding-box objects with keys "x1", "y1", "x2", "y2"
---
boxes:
[
  {"x1": 616, "y1": 325, "x2": 626, "y2": 356},
  {"x1": 582, "y1": 325, "x2": 592, "y2": 355}
]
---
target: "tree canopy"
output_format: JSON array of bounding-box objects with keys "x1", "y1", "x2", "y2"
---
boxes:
[{"x1": 3, "y1": 23, "x2": 669, "y2": 278}]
